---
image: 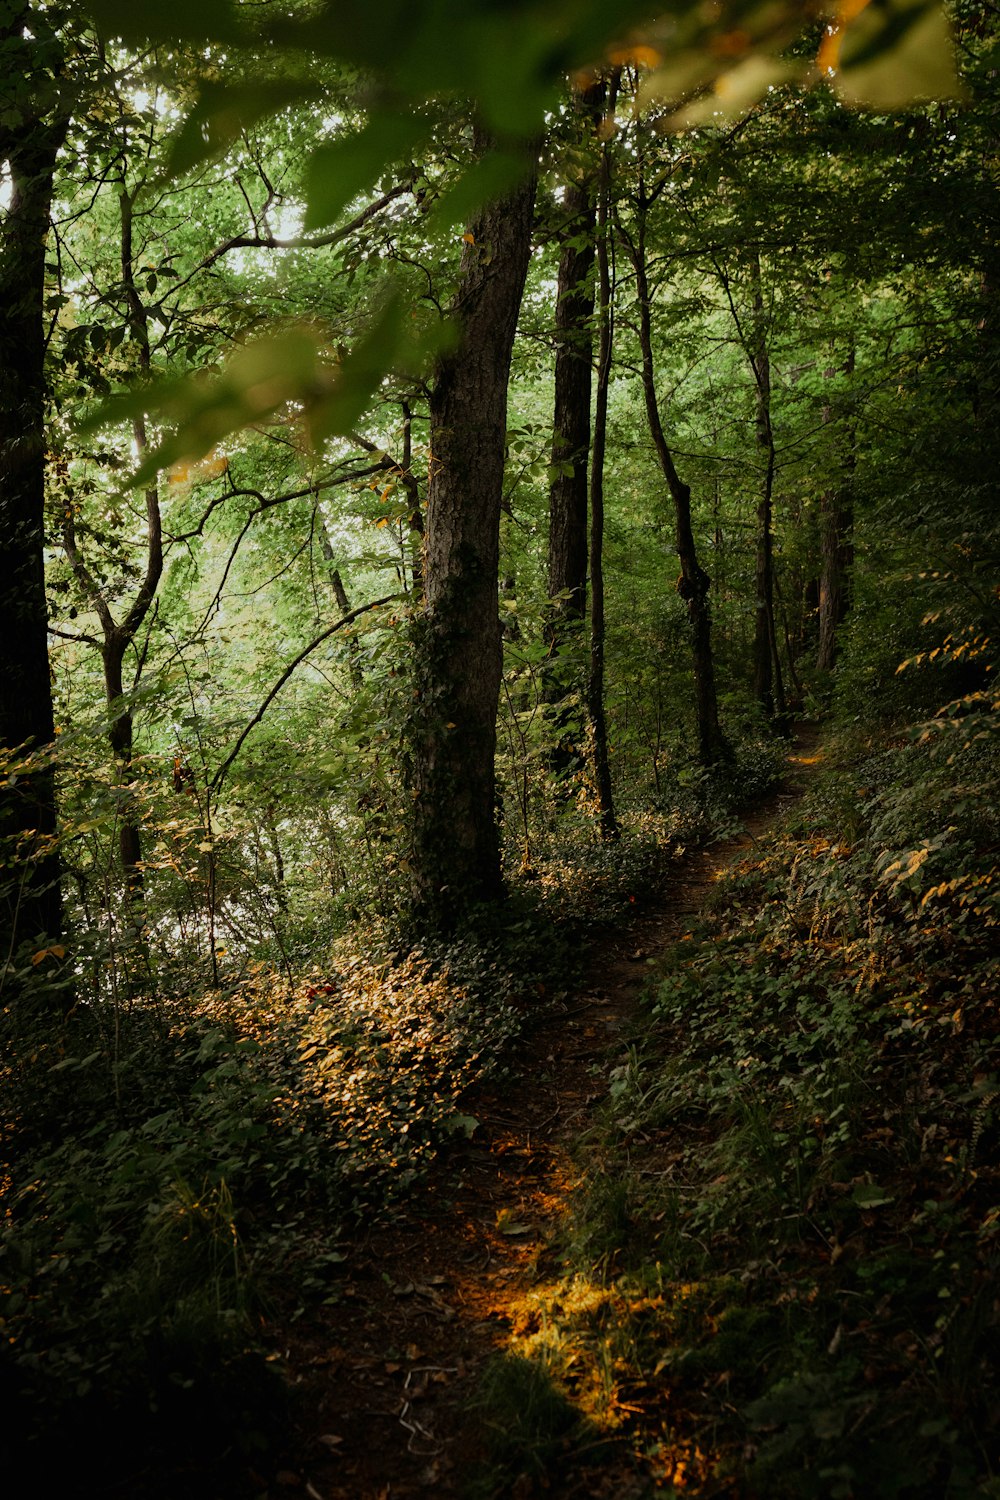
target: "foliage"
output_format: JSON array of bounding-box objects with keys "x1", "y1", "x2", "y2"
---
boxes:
[
  {"x1": 477, "y1": 717, "x2": 1000, "y2": 1497},
  {"x1": 0, "y1": 855, "x2": 655, "y2": 1484},
  {"x1": 1, "y1": 0, "x2": 997, "y2": 1492}
]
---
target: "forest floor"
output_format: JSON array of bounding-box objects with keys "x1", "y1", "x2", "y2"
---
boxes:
[{"x1": 267, "y1": 727, "x2": 825, "y2": 1500}]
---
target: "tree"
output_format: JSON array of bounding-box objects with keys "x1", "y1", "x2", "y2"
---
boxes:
[
  {"x1": 409, "y1": 132, "x2": 538, "y2": 929},
  {"x1": 616, "y1": 123, "x2": 727, "y2": 766},
  {"x1": 586, "y1": 70, "x2": 620, "y2": 839},
  {"x1": 0, "y1": 3, "x2": 69, "y2": 960},
  {"x1": 544, "y1": 79, "x2": 605, "y2": 776}
]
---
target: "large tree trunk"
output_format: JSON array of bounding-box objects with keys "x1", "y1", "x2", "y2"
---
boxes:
[
  {"x1": 0, "y1": 9, "x2": 66, "y2": 957},
  {"x1": 409, "y1": 138, "x2": 537, "y2": 931}
]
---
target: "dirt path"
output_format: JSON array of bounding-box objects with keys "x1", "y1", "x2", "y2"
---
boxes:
[{"x1": 272, "y1": 730, "x2": 823, "y2": 1499}]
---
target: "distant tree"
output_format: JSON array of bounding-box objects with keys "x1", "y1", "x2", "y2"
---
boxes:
[{"x1": 616, "y1": 123, "x2": 727, "y2": 766}]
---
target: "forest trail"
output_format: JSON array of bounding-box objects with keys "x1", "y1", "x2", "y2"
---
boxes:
[{"x1": 275, "y1": 727, "x2": 825, "y2": 1500}]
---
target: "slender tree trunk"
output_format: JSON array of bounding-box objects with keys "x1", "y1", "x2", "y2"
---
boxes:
[
  {"x1": 318, "y1": 521, "x2": 364, "y2": 689},
  {"x1": 0, "y1": 9, "x2": 66, "y2": 957},
  {"x1": 399, "y1": 398, "x2": 424, "y2": 598},
  {"x1": 547, "y1": 82, "x2": 604, "y2": 629},
  {"x1": 587, "y1": 77, "x2": 619, "y2": 840},
  {"x1": 102, "y1": 634, "x2": 144, "y2": 891},
  {"x1": 816, "y1": 350, "x2": 856, "y2": 674},
  {"x1": 409, "y1": 136, "x2": 537, "y2": 930},
  {"x1": 620, "y1": 183, "x2": 726, "y2": 766},
  {"x1": 61, "y1": 184, "x2": 163, "y2": 931},
  {"x1": 748, "y1": 252, "x2": 785, "y2": 719}
]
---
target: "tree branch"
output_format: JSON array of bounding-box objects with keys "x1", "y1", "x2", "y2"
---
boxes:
[{"x1": 210, "y1": 593, "x2": 402, "y2": 794}]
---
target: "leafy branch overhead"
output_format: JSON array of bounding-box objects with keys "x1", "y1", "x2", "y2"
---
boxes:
[{"x1": 82, "y1": 0, "x2": 960, "y2": 486}]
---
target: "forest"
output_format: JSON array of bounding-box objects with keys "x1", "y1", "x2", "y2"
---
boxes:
[{"x1": 1, "y1": 0, "x2": 998, "y2": 1495}]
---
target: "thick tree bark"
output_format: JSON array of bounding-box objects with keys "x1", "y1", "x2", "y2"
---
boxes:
[
  {"x1": 587, "y1": 79, "x2": 619, "y2": 841},
  {"x1": 621, "y1": 185, "x2": 727, "y2": 767},
  {"x1": 409, "y1": 137, "x2": 537, "y2": 930},
  {"x1": 0, "y1": 8, "x2": 66, "y2": 956}
]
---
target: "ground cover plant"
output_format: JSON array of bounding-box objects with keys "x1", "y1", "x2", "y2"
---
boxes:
[
  {"x1": 0, "y1": 808, "x2": 706, "y2": 1492},
  {"x1": 475, "y1": 716, "x2": 1000, "y2": 1497}
]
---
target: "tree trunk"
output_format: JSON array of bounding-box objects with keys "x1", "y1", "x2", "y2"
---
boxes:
[
  {"x1": 61, "y1": 184, "x2": 163, "y2": 925},
  {"x1": 816, "y1": 351, "x2": 856, "y2": 674},
  {"x1": 102, "y1": 632, "x2": 144, "y2": 903},
  {"x1": 544, "y1": 82, "x2": 604, "y2": 779},
  {"x1": 0, "y1": 9, "x2": 66, "y2": 957},
  {"x1": 620, "y1": 182, "x2": 727, "y2": 767},
  {"x1": 409, "y1": 136, "x2": 537, "y2": 931},
  {"x1": 587, "y1": 76, "x2": 619, "y2": 841},
  {"x1": 547, "y1": 83, "x2": 604, "y2": 628},
  {"x1": 318, "y1": 522, "x2": 364, "y2": 689},
  {"x1": 749, "y1": 253, "x2": 785, "y2": 719}
]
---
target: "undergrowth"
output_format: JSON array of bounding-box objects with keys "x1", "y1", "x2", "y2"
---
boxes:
[
  {"x1": 0, "y1": 795, "x2": 724, "y2": 1496},
  {"x1": 471, "y1": 715, "x2": 1000, "y2": 1499}
]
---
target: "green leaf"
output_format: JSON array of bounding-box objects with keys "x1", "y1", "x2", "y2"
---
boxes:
[
  {"x1": 307, "y1": 296, "x2": 407, "y2": 444},
  {"x1": 86, "y1": 0, "x2": 241, "y2": 44},
  {"x1": 671, "y1": 56, "x2": 804, "y2": 129},
  {"x1": 834, "y1": 0, "x2": 962, "y2": 107},
  {"x1": 852, "y1": 1182, "x2": 895, "y2": 1209},
  {"x1": 84, "y1": 327, "x2": 328, "y2": 484},
  {"x1": 168, "y1": 79, "x2": 322, "y2": 177},
  {"x1": 428, "y1": 149, "x2": 532, "y2": 233},
  {"x1": 304, "y1": 115, "x2": 424, "y2": 231}
]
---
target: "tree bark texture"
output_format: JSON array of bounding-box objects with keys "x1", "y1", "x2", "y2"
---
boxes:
[
  {"x1": 409, "y1": 141, "x2": 537, "y2": 930},
  {"x1": 0, "y1": 7, "x2": 66, "y2": 954}
]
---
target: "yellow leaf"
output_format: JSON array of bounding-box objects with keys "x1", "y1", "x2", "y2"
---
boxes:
[
  {"x1": 31, "y1": 945, "x2": 65, "y2": 965},
  {"x1": 607, "y1": 44, "x2": 662, "y2": 70},
  {"x1": 817, "y1": 0, "x2": 873, "y2": 75}
]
